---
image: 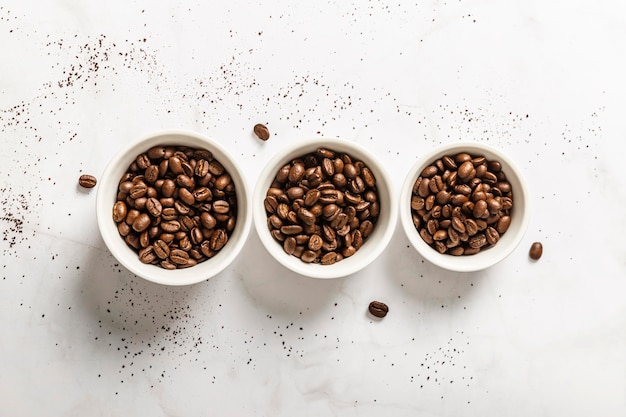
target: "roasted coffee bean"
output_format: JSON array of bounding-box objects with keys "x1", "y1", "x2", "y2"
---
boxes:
[
  {"x1": 132, "y1": 213, "x2": 151, "y2": 232},
  {"x1": 136, "y1": 154, "x2": 151, "y2": 170},
  {"x1": 472, "y1": 199, "x2": 488, "y2": 219},
  {"x1": 455, "y1": 153, "x2": 472, "y2": 163},
  {"x1": 469, "y1": 233, "x2": 487, "y2": 249},
  {"x1": 431, "y1": 188, "x2": 448, "y2": 204},
  {"x1": 169, "y1": 249, "x2": 189, "y2": 265},
  {"x1": 497, "y1": 181, "x2": 511, "y2": 193},
  {"x1": 465, "y1": 219, "x2": 479, "y2": 236},
  {"x1": 214, "y1": 174, "x2": 231, "y2": 191},
  {"x1": 341, "y1": 246, "x2": 356, "y2": 258},
  {"x1": 368, "y1": 301, "x2": 389, "y2": 318},
  {"x1": 411, "y1": 152, "x2": 514, "y2": 255},
  {"x1": 178, "y1": 188, "x2": 195, "y2": 206},
  {"x1": 421, "y1": 165, "x2": 438, "y2": 178},
  {"x1": 168, "y1": 156, "x2": 183, "y2": 175},
  {"x1": 288, "y1": 162, "x2": 305, "y2": 183},
  {"x1": 176, "y1": 174, "x2": 194, "y2": 189},
  {"x1": 297, "y1": 208, "x2": 316, "y2": 226},
  {"x1": 457, "y1": 161, "x2": 475, "y2": 181},
  {"x1": 300, "y1": 250, "x2": 317, "y2": 263},
  {"x1": 283, "y1": 236, "x2": 297, "y2": 255},
  {"x1": 320, "y1": 251, "x2": 338, "y2": 265},
  {"x1": 485, "y1": 227, "x2": 500, "y2": 245},
  {"x1": 174, "y1": 200, "x2": 191, "y2": 215},
  {"x1": 253, "y1": 123, "x2": 270, "y2": 141},
  {"x1": 442, "y1": 156, "x2": 457, "y2": 170},
  {"x1": 433, "y1": 229, "x2": 448, "y2": 241},
  {"x1": 424, "y1": 195, "x2": 435, "y2": 211},
  {"x1": 209, "y1": 229, "x2": 228, "y2": 251},
  {"x1": 117, "y1": 222, "x2": 131, "y2": 237},
  {"x1": 212, "y1": 200, "x2": 230, "y2": 214},
  {"x1": 302, "y1": 189, "x2": 319, "y2": 206},
  {"x1": 449, "y1": 246, "x2": 464, "y2": 256},
  {"x1": 317, "y1": 148, "x2": 335, "y2": 159},
  {"x1": 265, "y1": 148, "x2": 380, "y2": 265},
  {"x1": 411, "y1": 196, "x2": 425, "y2": 211},
  {"x1": 159, "y1": 259, "x2": 177, "y2": 270},
  {"x1": 145, "y1": 197, "x2": 162, "y2": 218},
  {"x1": 193, "y1": 187, "x2": 212, "y2": 202},
  {"x1": 152, "y1": 239, "x2": 170, "y2": 259},
  {"x1": 112, "y1": 201, "x2": 128, "y2": 223},
  {"x1": 483, "y1": 171, "x2": 498, "y2": 184},
  {"x1": 463, "y1": 247, "x2": 480, "y2": 255},
  {"x1": 420, "y1": 228, "x2": 434, "y2": 244},
  {"x1": 79, "y1": 174, "x2": 97, "y2": 188},
  {"x1": 321, "y1": 158, "x2": 334, "y2": 177},
  {"x1": 343, "y1": 163, "x2": 358, "y2": 180},
  {"x1": 139, "y1": 246, "x2": 157, "y2": 264},
  {"x1": 496, "y1": 215, "x2": 511, "y2": 234},
  {"x1": 475, "y1": 219, "x2": 488, "y2": 231},
  {"x1": 529, "y1": 242, "x2": 543, "y2": 260},
  {"x1": 147, "y1": 146, "x2": 166, "y2": 160},
  {"x1": 281, "y1": 225, "x2": 303, "y2": 235},
  {"x1": 475, "y1": 164, "x2": 487, "y2": 178},
  {"x1": 129, "y1": 183, "x2": 148, "y2": 199},
  {"x1": 195, "y1": 159, "x2": 210, "y2": 177},
  {"x1": 501, "y1": 196, "x2": 513, "y2": 210},
  {"x1": 139, "y1": 230, "x2": 150, "y2": 248},
  {"x1": 158, "y1": 179, "x2": 175, "y2": 198}
]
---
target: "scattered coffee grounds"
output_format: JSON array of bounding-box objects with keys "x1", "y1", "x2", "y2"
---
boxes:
[
  {"x1": 253, "y1": 123, "x2": 270, "y2": 141},
  {"x1": 368, "y1": 301, "x2": 389, "y2": 318},
  {"x1": 78, "y1": 174, "x2": 97, "y2": 188},
  {"x1": 411, "y1": 152, "x2": 513, "y2": 255},
  {"x1": 264, "y1": 148, "x2": 380, "y2": 265},
  {"x1": 112, "y1": 145, "x2": 237, "y2": 269},
  {"x1": 529, "y1": 242, "x2": 543, "y2": 260}
]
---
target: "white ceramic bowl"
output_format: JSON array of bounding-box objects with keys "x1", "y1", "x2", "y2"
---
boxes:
[
  {"x1": 399, "y1": 142, "x2": 530, "y2": 272},
  {"x1": 96, "y1": 130, "x2": 251, "y2": 286},
  {"x1": 253, "y1": 138, "x2": 397, "y2": 279}
]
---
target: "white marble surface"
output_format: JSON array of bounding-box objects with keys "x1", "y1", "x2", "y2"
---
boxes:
[{"x1": 1, "y1": 0, "x2": 625, "y2": 415}]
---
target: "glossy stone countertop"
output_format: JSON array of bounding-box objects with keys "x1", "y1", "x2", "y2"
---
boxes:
[{"x1": 1, "y1": 1, "x2": 625, "y2": 416}]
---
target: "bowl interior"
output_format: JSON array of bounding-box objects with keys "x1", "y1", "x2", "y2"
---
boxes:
[
  {"x1": 253, "y1": 138, "x2": 397, "y2": 279},
  {"x1": 96, "y1": 130, "x2": 251, "y2": 286},
  {"x1": 399, "y1": 142, "x2": 530, "y2": 272}
]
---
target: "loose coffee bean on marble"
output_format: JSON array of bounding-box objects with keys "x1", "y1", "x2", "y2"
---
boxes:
[
  {"x1": 410, "y1": 152, "x2": 514, "y2": 256},
  {"x1": 78, "y1": 174, "x2": 97, "y2": 189},
  {"x1": 529, "y1": 242, "x2": 543, "y2": 260},
  {"x1": 368, "y1": 301, "x2": 389, "y2": 318},
  {"x1": 253, "y1": 123, "x2": 270, "y2": 141},
  {"x1": 112, "y1": 145, "x2": 237, "y2": 269},
  {"x1": 264, "y1": 148, "x2": 380, "y2": 265}
]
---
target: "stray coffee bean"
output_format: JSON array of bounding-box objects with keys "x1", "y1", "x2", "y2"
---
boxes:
[
  {"x1": 264, "y1": 148, "x2": 380, "y2": 265},
  {"x1": 410, "y1": 152, "x2": 513, "y2": 255},
  {"x1": 368, "y1": 301, "x2": 389, "y2": 318},
  {"x1": 529, "y1": 242, "x2": 543, "y2": 260},
  {"x1": 254, "y1": 123, "x2": 270, "y2": 141},
  {"x1": 79, "y1": 174, "x2": 97, "y2": 188},
  {"x1": 112, "y1": 145, "x2": 237, "y2": 269}
]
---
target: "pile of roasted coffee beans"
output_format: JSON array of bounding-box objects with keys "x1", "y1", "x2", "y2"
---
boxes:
[
  {"x1": 411, "y1": 152, "x2": 513, "y2": 255},
  {"x1": 112, "y1": 145, "x2": 237, "y2": 269},
  {"x1": 264, "y1": 148, "x2": 380, "y2": 265}
]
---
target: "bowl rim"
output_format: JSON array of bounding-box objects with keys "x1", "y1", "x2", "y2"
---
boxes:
[
  {"x1": 399, "y1": 141, "x2": 530, "y2": 272},
  {"x1": 253, "y1": 137, "x2": 398, "y2": 279},
  {"x1": 96, "y1": 129, "x2": 252, "y2": 286}
]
